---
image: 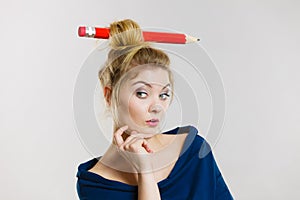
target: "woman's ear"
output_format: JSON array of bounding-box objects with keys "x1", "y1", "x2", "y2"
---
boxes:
[{"x1": 103, "y1": 86, "x2": 112, "y2": 106}]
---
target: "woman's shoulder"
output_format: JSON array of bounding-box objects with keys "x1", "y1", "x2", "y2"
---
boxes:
[
  {"x1": 163, "y1": 124, "x2": 206, "y2": 142},
  {"x1": 163, "y1": 125, "x2": 205, "y2": 141},
  {"x1": 163, "y1": 124, "x2": 198, "y2": 135},
  {"x1": 77, "y1": 157, "x2": 100, "y2": 176},
  {"x1": 163, "y1": 125, "x2": 209, "y2": 156}
]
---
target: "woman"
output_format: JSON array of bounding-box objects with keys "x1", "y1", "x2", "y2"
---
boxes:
[{"x1": 76, "y1": 19, "x2": 233, "y2": 200}]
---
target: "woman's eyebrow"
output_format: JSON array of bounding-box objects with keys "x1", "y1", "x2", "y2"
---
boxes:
[{"x1": 131, "y1": 81, "x2": 170, "y2": 89}]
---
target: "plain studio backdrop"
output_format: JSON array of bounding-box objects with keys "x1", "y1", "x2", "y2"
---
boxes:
[{"x1": 1, "y1": 0, "x2": 299, "y2": 199}]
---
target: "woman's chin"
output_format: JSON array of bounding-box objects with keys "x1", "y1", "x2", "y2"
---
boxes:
[
  {"x1": 143, "y1": 126, "x2": 162, "y2": 136},
  {"x1": 126, "y1": 125, "x2": 161, "y2": 137}
]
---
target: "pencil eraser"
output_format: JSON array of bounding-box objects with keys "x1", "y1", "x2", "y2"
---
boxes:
[{"x1": 78, "y1": 26, "x2": 86, "y2": 37}]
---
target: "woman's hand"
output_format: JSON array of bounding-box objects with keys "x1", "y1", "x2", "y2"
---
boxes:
[{"x1": 113, "y1": 125, "x2": 154, "y2": 173}]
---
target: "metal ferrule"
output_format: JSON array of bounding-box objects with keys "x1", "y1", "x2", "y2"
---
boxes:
[{"x1": 85, "y1": 26, "x2": 96, "y2": 37}]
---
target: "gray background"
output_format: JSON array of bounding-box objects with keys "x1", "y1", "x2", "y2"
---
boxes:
[{"x1": 1, "y1": 0, "x2": 299, "y2": 199}]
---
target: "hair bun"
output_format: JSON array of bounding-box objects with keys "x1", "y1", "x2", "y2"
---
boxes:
[{"x1": 109, "y1": 19, "x2": 148, "y2": 49}]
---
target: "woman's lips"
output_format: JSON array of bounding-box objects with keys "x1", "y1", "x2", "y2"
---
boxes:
[{"x1": 146, "y1": 119, "x2": 159, "y2": 127}]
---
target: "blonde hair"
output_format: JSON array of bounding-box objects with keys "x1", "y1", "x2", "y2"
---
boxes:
[{"x1": 98, "y1": 19, "x2": 174, "y2": 128}]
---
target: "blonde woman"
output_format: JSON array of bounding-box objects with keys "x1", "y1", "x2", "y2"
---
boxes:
[{"x1": 76, "y1": 19, "x2": 233, "y2": 200}]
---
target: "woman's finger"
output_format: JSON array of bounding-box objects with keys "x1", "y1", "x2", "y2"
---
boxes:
[
  {"x1": 113, "y1": 125, "x2": 128, "y2": 146},
  {"x1": 129, "y1": 131, "x2": 154, "y2": 153},
  {"x1": 115, "y1": 128, "x2": 154, "y2": 153},
  {"x1": 142, "y1": 140, "x2": 154, "y2": 153},
  {"x1": 125, "y1": 137, "x2": 154, "y2": 153},
  {"x1": 121, "y1": 137, "x2": 140, "y2": 152},
  {"x1": 121, "y1": 135, "x2": 138, "y2": 150}
]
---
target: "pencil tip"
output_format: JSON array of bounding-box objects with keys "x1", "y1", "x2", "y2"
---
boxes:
[{"x1": 185, "y1": 35, "x2": 200, "y2": 43}]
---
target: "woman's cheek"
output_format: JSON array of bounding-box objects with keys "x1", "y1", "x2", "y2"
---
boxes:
[{"x1": 129, "y1": 101, "x2": 147, "y2": 123}]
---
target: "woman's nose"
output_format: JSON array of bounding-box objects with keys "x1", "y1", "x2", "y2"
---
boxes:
[
  {"x1": 149, "y1": 104, "x2": 163, "y2": 114},
  {"x1": 149, "y1": 101, "x2": 163, "y2": 113}
]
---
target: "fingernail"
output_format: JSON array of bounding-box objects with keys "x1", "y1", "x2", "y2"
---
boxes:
[{"x1": 121, "y1": 125, "x2": 128, "y2": 131}]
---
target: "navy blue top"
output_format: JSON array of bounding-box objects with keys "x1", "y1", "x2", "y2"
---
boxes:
[{"x1": 76, "y1": 125, "x2": 234, "y2": 200}]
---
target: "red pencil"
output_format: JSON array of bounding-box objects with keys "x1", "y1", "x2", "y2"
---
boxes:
[{"x1": 78, "y1": 26, "x2": 200, "y2": 44}]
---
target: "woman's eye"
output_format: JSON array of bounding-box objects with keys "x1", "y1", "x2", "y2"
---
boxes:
[
  {"x1": 136, "y1": 91, "x2": 148, "y2": 98},
  {"x1": 160, "y1": 93, "x2": 170, "y2": 100},
  {"x1": 136, "y1": 91, "x2": 170, "y2": 100}
]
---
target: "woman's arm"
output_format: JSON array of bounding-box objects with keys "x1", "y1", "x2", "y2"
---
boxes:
[
  {"x1": 113, "y1": 125, "x2": 162, "y2": 199},
  {"x1": 138, "y1": 173, "x2": 161, "y2": 200}
]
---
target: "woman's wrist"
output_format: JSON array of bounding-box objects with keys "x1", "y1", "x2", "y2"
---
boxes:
[
  {"x1": 137, "y1": 172, "x2": 161, "y2": 200},
  {"x1": 138, "y1": 172, "x2": 156, "y2": 184}
]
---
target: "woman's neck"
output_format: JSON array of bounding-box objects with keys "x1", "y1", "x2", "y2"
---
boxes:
[{"x1": 100, "y1": 131, "x2": 182, "y2": 174}]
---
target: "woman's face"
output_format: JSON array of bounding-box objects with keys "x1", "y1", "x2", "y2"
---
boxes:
[{"x1": 117, "y1": 66, "x2": 172, "y2": 136}]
